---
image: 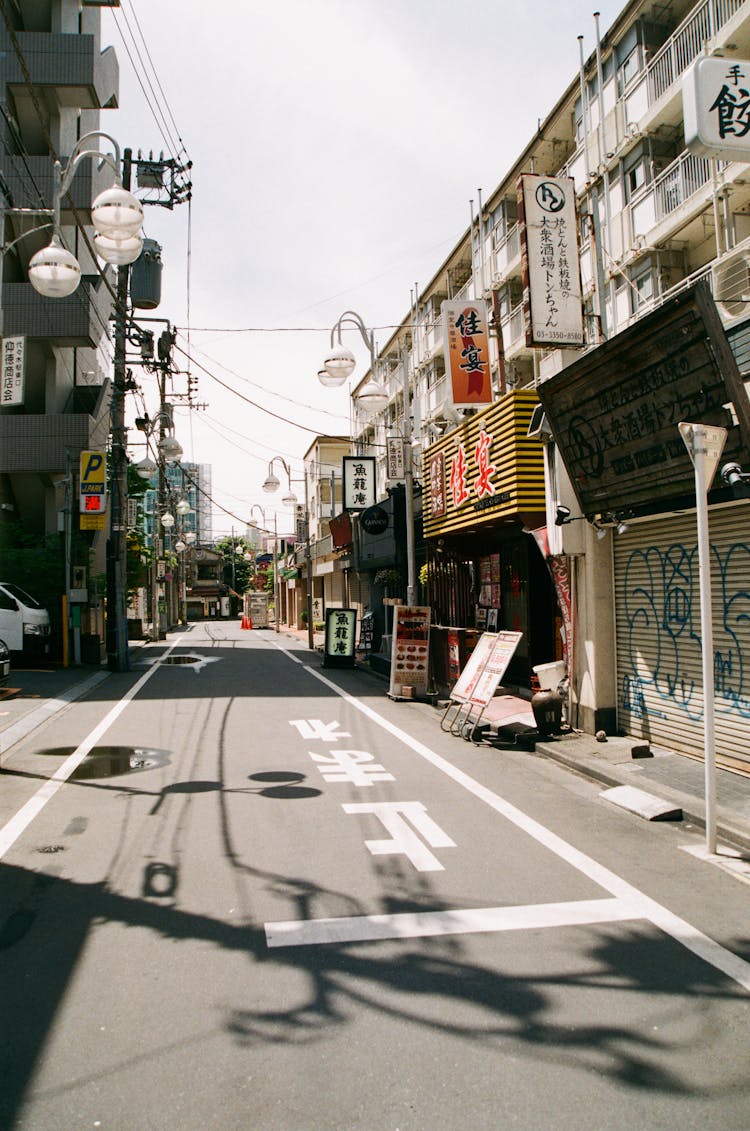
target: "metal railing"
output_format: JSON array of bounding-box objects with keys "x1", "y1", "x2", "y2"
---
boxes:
[
  {"x1": 648, "y1": 0, "x2": 743, "y2": 103},
  {"x1": 652, "y1": 148, "x2": 717, "y2": 219}
]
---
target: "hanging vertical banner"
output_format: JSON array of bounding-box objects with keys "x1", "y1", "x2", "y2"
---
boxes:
[
  {"x1": 342, "y1": 456, "x2": 376, "y2": 511},
  {"x1": 428, "y1": 450, "x2": 446, "y2": 518},
  {"x1": 441, "y1": 298, "x2": 493, "y2": 408},
  {"x1": 385, "y1": 436, "x2": 405, "y2": 479},
  {"x1": 1, "y1": 336, "x2": 25, "y2": 406},
  {"x1": 518, "y1": 174, "x2": 584, "y2": 348}
]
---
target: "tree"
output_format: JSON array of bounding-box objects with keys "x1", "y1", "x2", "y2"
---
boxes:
[{"x1": 215, "y1": 535, "x2": 254, "y2": 595}]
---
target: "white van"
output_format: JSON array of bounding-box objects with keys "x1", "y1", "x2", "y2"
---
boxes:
[{"x1": 0, "y1": 582, "x2": 51, "y2": 657}]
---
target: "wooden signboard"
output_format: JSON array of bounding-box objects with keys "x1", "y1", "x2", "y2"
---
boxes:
[{"x1": 536, "y1": 283, "x2": 750, "y2": 515}]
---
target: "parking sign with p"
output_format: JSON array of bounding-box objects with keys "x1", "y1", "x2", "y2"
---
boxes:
[{"x1": 79, "y1": 450, "x2": 107, "y2": 515}]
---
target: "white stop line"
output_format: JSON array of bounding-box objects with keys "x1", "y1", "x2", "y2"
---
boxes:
[{"x1": 265, "y1": 641, "x2": 750, "y2": 994}]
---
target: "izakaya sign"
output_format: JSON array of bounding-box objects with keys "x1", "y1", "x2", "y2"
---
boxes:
[
  {"x1": 441, "y1": 298, "x2": 493, "y2": 407},
  {"x1": 684, "y1": 57, "x2": 750, "y2": 162},
  {"x1": 518, "y1": 174, "x2": 584, "y2": 349}
]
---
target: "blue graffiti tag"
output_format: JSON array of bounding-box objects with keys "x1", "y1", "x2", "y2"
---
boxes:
[{"x1": 620, "y1": 539, "x2": 750, "y2": 723}]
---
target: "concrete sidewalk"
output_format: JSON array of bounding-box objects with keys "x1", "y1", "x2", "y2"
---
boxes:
[{"x1": 2, "y1": 635, "x2": 749, "y2": 856}]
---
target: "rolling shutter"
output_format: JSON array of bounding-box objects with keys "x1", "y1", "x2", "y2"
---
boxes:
[{"x1": 614, "y1": 503, "x2": 750, "y2": 772}]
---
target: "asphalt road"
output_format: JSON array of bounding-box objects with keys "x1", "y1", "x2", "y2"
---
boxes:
[{"x1": 1, "y1": 622, "x2": 750, "y2": 1131}]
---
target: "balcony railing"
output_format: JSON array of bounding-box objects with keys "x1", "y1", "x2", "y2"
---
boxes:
[
  {"x1": 491, "y1": 222, "x2": 521, "y2": 281},
  {"x1": 654, "y1": 148, "x2": 715, "y2": 218},
  {"x1": 648, "y1": 0, "x2": 744, "y2": 103}
]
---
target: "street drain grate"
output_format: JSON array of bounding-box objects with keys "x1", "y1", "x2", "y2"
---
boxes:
[{"x1": 161, "y1": 655, "x2": 203, "y2": 666}]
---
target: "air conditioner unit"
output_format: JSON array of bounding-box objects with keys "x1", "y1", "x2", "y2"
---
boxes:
[{"x1": 712, "y1": 250, "x2": 750, "y2": 320}]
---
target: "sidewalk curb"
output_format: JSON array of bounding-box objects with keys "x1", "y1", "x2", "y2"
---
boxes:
[
  {"x1": 0, "y1": 670, "x2": 109, "y2": 762},
  {"x1": 535, "y1": 737, "x2": 750, "y2": 855}
]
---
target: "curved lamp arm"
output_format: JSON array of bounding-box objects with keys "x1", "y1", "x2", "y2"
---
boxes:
[{"x1": 330, "y1": 309, "x2": 376, "y2": 370}]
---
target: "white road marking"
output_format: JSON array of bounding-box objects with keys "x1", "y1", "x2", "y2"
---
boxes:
[
  {"x1": 265, "y1": 897, "x2": 639, "y2": 948},
  {"x1": 342, "y1": 800, "x2": 456, "y2": 871},
  {"x1": 268, "y1": 640, "x2": 750, "y2": 992},
  {"x1": 0, "y1": 639, "x2": 181, "y2": 861}
]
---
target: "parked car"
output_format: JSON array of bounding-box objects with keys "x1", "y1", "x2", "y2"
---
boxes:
[
  {"x1": 0, "y1": 639, "x2": 9, "y2": 685},
  {"x1": 0, "y1": 582, "x2": 51, "y2": 658}
]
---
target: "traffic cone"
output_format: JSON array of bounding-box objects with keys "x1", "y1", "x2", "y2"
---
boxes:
[{"x1": 241, "y1": 613, "x2": 253, "y2": 630}]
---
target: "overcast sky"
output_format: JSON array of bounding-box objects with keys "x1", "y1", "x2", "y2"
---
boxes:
[{"x1": 100, "y1": 0, "x2": 624, "y2": 538}]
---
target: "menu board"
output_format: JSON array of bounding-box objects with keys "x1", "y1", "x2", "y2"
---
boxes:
[
  {"x1": 389, "y1": 605, "x2": 431, "y2": 698},
  {"x1": 468, "y1": 631, "x2": 522, "y2": 707},
  {"x1": 450, "y1": 632, "x2": 498, "y2": 704}
]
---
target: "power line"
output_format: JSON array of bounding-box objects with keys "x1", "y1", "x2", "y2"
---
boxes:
[
  {"x1": 174, "y1": 330, "x2": 351, "y2": 424},
  {"x1": 121, "y1": 0, "x2": 191, "y2": 162},
  {"x1": 171, "y1": 340, "x2": 348, "y2": 437}
]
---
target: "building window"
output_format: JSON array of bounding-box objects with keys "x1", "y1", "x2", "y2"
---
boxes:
[
  {"x1": 631, "y1": 267, "x2": 654, "y2": 311},
  {"x1": 617, "y1": 45, "x2": 641, "y2": 93}
]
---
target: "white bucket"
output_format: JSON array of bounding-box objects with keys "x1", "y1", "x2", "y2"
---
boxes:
[{"x1": 533, "y1": 661, "x2": 566, "y2": 690}]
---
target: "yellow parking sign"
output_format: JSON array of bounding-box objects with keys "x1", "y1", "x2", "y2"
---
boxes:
[{"x1": 80, "y1": 450, "x2": 107, "y2": 515}]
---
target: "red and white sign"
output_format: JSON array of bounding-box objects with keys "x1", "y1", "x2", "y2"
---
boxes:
[{"x1": 441, "y1": 298, "x2": 493, "y2": 408}]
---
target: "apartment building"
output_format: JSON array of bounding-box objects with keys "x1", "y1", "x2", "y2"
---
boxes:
[
  {"x1": 0, "y1": 0, "x2": 120, "y2": 650},
  {"x1": 347, "y1": 0, "x2": 750, "y2": 766}
]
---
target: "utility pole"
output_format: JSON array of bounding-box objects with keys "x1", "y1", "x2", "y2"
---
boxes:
[{"x1": 106, "y1": 147, "x2": 132, "y2": 672}]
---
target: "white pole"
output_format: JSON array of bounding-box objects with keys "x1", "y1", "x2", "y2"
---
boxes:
[
  {"x1": 402, "y1": 344, "x2": 417, "y2": 607},
  {"x1": 693, "y1": 424, "x2": 717, "y2": 854}
]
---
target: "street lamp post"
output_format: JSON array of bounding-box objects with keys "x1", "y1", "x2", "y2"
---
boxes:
[
  {"x1": 1, "y1": 131, "x2": 145, "y2": 670},
  {"x1": 262, "y1": 457, "x2": 313, "y2": 649},
  {"x1": 134, "y1": 406, "x2": 184, "y2": 640},
  {"x1": 321, "y1": 311, "x2": 417, "y2": 606}
]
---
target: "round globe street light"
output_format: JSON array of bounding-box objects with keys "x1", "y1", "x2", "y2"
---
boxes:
[
  {"x1": 22, "y1": 132, "x2": 146, "y2": 302},
  {"x1": 356, "y1": 378, "x2": 389, "y2": 415},
  {"x1": 135, "y1": 456, "x2": 157, "y2": 480},
  {"x1": 175, "y1": 498, "x2": 192, "y2": 516},
  {"x1": 92, "y1": 230, "x2": 144, "y2": 266},
  {"x1": 184, "y1": 531, "x2": 197, "y2": 545},
  {"x1": 157, "y1": 435, "x2": 183, "y2": 464},
  {"x1": 160, "y1": 512, "x2": 175, "y2": 528},
  {"x1": 317, "y1": 366, "x2": 345, "y2": 389},
  {"x1": 322, "y1": 344, "x2": 356, "y2": 384},
  {"x1": 174, "y1": 539, "x2": 187, "y2": 553},
  {"x1": 90, "y1": 183, "x2": 144, "y2": 239},
  {"x1": 28, "y1": 236, "x2": 82, "y2": 298}
]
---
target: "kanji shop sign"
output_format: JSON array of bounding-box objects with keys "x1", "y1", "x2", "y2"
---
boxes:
[
  {"x1": 441, "y1": 298, "x2": 493, "y2": 407},
  {"x1": 684, "y1": 57, "x2": 750, "y2": 162},
  {"x1": 323, "y1": 608, "x2": 357, "y2": 668},
  {"x1": 343, "y1": 456, "x2": 376, "y2": 512},
  {"x1": 518, "y1": 174, "x2": 584, "y2": 349},
  {"x1": 1, "y1": 336, "x2": 25, "y2": 406},
  {"x1": 448, "y1": 426, "x2": 502, "y2": 510},
  {"x1": 429, "y1": 451, "x2": 446, "y2": 518},
  {"x1": 536, "y1": 283, "x2": 750, "y2": 515}
]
